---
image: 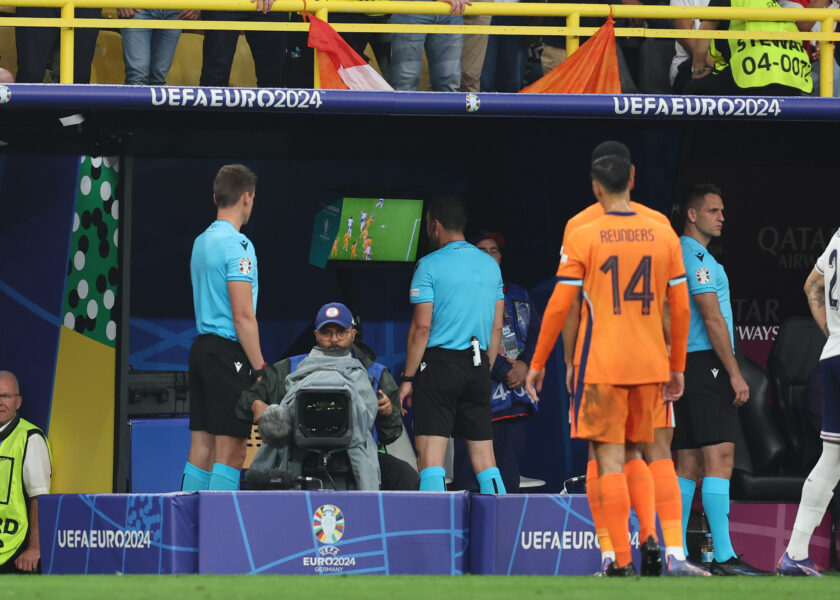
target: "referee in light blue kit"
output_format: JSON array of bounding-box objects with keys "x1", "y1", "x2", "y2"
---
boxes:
[
  {"x1": 398, "y1": 195, "x2": 507, "y2": 494},
  {"x1": 672, "y1": 183, "x2": 766, "y2": 575},
  {"x1": 181, "y1": 164, "x2": 267, "y2": 492}
]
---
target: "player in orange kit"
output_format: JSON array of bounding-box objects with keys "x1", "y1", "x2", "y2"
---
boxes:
[
  {"x1": 525, "y1": 141, "x2": 691, "y2": 577},
  {"x1": 560, "y1": 146, "x2": 709, "y2": 577},
  {"x1": 362, "y1": 216, "x2": 375, "y2": 242}
]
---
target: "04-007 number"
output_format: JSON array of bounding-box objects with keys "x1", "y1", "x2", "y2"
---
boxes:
[{"x1": 741, "y1": 52, "x2": 811, "y2": 81}]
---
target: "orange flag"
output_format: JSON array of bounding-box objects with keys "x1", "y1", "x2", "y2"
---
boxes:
[{"x1": 520, "y1": 17, "x2": 621, "y2": 94}]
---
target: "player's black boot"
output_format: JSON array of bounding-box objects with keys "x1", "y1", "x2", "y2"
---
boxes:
[
  {"x1": 640, "y1": 535, "x2": 663, "y2": 576},
  {"x1": 709, "y1": 555, "x2": 771, "y2": 576},
  {"x1": 605, "y1": 562, "x2": 637, "y2": 577}
]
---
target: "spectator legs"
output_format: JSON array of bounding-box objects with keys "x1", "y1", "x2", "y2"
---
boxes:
[
  {"x1": 199, "y1": 12, "x2": 240, "y2": 87},
  {"x1": 460, "y1": 3, "x2": 492, "y2": 92},
  {"x1": 123, "y1": 10, "x2": 181, "y2": 86},
  {"x1": 244, "y1": 26, "x2": 288, "y2": 88},
  {"x1": 480, "y1": 16, "x2": 526, "y2": 92},
  {"x1": 148, "y1": 11, "x2": 182, "y2": 86},
  {"x1": 123, "y1": 24, "x2": 153, "y2": 85},
  {"x1": 200, "y1": 11, "x2": 288, "y2": 88},
  {"x1": 390, "y1": 13, "x2": 431, "y2": 91},
  {"x1": 425, "y1": 15, "x2": 463, "y2": 92},
  {"x1": 16, "y1": 7, "x2": 100, "y2": 83}
]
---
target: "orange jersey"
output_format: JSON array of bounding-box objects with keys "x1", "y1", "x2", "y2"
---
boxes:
[
  {"x1": 531, "y1": 210, "x2": 689, "y2": 384},
  {"x1": 559, "y1": 201, "x2": 680, "y2": 378},
  {"x1": 562, "y1": 201, "x2": 670, "y2": 243}
]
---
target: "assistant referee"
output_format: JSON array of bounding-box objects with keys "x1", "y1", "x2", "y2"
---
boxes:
[
  {"x1": 181, "y1": 164, "x2": 267, "y2": 492},
  {"x1": 398, "y1": 196, "x2": 507, "y2": 494},
  {"x1": 672, "y1": 184, "x2": 765, "y2": 575}
]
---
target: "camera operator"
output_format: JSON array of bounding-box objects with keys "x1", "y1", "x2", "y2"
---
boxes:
[{"x1": 236, "y1": 302, "x2": 419, "y2": 491}]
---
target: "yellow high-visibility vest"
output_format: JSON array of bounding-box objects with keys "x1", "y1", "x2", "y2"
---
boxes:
[
  {"x1": 0, "y1": 418, "x2": 50, "y2": 566},
  {"x1": 711, "y1": 0, "x2": 812, "y2": 93}
]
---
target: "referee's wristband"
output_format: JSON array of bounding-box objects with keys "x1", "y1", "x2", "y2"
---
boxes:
[
  {"x1": 400, "y1": 371, "x2": 415, "y2": 384},
  {"x1": 253, "y1": 363, "x2": 268, "y2": 379}
]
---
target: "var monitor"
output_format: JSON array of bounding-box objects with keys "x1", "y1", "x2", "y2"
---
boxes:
[{"x1": 329, "y1": 197, "x2": 424, "y2": 264}]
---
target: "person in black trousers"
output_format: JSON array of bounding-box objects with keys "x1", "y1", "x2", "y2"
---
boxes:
[{"x1": 15, "y1": 7, "x2": 101, "y2": 83}]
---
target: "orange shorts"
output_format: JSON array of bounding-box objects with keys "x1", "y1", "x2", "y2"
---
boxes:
[
  {"x1": 652, "y1": 388, "x2": 674, "y2": 429},
  {"x1": 571, "y1": 383, "x2": 660, "y2": 444}
]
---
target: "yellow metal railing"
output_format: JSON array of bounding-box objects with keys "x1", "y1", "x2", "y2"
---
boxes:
[{"x1": 3, "y1": 0, "x2": 840, "y2": 95}]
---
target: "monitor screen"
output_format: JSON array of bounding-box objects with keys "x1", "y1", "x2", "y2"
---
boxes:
[{"x1": 329, "y1": 197, "x2": 424, "y2": 264}]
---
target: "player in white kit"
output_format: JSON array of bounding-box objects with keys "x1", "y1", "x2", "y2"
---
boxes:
[{"x1": 777, "y1": 227, "x2": 840, "y2": 577}]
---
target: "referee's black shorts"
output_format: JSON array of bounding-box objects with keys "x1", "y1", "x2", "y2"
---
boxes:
[
  {"x1": 672, "y1": 350, "x2": 740, "y2": 450},
  {"x1": 188, "y1": 333, "x2": 253, "y2": 439},
  {"x1": 412, "y1": 347, "x2": 493, "y2": 441}
]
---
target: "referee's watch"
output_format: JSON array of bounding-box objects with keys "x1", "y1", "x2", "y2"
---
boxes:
[
  {"x1": 253, "y1": 363, "x2": 268, "y2": 379},
  {"x1": 400, "y1": 371, "x2": 416, "y2": 384}
]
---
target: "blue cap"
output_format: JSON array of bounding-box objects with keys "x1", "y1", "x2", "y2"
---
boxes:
[{"x1": 315, "y1": 302, "x2": 355, "y2": 330}]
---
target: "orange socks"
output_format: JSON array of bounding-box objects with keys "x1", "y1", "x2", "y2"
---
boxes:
[
  {"x1": 590, "y1": 459, "x2": 680, "y2": 567},
  {"x1": 599, "y1": 472, "x2": 633, "y2": 567},
  {"x1": 624, "y1": 459, "x2": 657, "y2": 543},
  {"x1": 649, "y1": 459, "x2": 684, "y2": 552},
  {"x1": 586, "y1": 460, "x2": 614, "y2": 555}
]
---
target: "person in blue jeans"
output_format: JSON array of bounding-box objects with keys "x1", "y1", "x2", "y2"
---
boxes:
[
  {"x1": 480, "y1": 15, "x2": 527, "y2": 92},
  {"x1": 391, "y1": 0, "x2": 470, "y2": 91},
  {"x1": 118, "y1": 8, "x2": 199, "y2": 85}
]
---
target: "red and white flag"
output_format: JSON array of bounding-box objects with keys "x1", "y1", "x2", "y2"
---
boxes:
[{"x1": 307, "y1": 15, "x2": 392, "y2": 91}]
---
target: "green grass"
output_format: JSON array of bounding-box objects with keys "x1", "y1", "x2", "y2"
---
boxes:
[
  {"x1": 332, "y1": 197, "x2": 423, "y2": 262},
  {"x1": 1, "y1": 574, "x2": 839, "y2": 600}
]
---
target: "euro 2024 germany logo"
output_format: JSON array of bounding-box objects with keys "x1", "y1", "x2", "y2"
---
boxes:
[
  {"x1": 313, "y1": 504, "x2": 344, "y2": 544},
  {"x1": 305, "y1": 505, "x2": 355, "y2": 572}
]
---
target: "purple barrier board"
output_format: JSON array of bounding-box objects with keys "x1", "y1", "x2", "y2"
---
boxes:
[
  {"x1": 3, "y1": 85, "x2": 840, "y2": 121},
  {"x1": 729, "y1": 502, "x2": 837, "y2": 572},
  {"x1": 198, "y1": 491, "x2": 469, "y2": 575},
  {"x1": 38, "y1": 493, "x2": 198, "y2": 574},
  {"x1": 471, "y1": 494, "x2": 650, "y2": 575}
]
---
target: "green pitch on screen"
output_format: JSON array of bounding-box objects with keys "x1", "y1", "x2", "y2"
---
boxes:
[{"x1": 331, "y1": 197, "x2": 423, "y2": 263}]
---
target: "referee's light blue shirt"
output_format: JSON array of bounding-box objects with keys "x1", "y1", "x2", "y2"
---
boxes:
[
  {"x1": 191, "y1": 220, "x2": 258, "y2": 341},
  {"x1": 681, "y1": 235, "x2": 734, "y2": 353},
  {"x1": 409, "y1": 241, "x2": 504, "y2": 351}
]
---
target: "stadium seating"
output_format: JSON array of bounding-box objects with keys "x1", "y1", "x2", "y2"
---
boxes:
[
  {"x1": 90, "y1": 29, "x2": 125, "y2": 85},
  {"x1": 767, "y1": 316, "x2": 826, "y2": 473},
  {"x1": 730, "y1": 354, "x2": 805, "y2": 501},
  {"x1": 0, "y1": 25, "x2": 16, "y2": 77},
  {"x1": 165, "y1": 31, "x2": 203, "y2": 87}
]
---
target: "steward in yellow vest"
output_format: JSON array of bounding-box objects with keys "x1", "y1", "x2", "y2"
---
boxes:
[
  {"x1": 0, "y1": 371, "x2": 52, "y2": 574},
  {"x1": 685, "y1": 0, "x2": 819, "y2": 95},
  {"x1": 717, "y1": 0, "x2": 812, "y2": 93}
]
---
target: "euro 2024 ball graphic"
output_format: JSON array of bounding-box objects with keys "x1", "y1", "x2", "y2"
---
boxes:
[{"x1": 465, "y1": 93, "x2": 480, "y2": 113}]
